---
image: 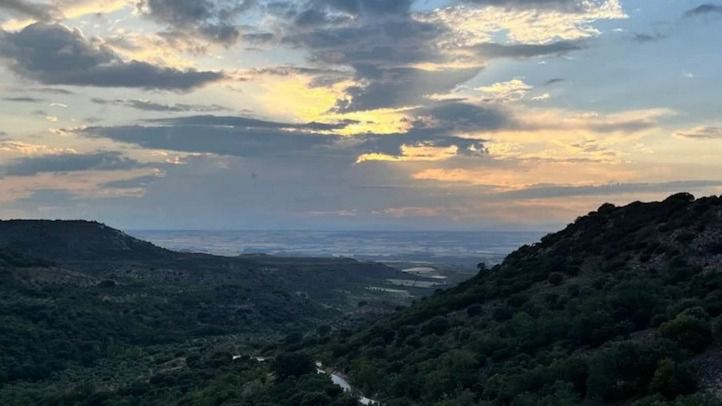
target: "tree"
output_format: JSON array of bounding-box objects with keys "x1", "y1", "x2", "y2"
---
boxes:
[
  {"x1": 423, "y1": 316, "x2": 450, "y2": 336},
  {"x1": 657, "y1": 315, "x2": 712, "y2": 353},
  {"x1": 466, "y1": 304, "x2": 483, "y2": 317},
  {"x1": 648, "y1": 359, "x2": 696, "y2": 399},
  {"x1": 548, "y1": 272, "x2": 565, "y2": 286},
  {"x1": 273, "y1": 352, "x2": 315, "y2": 380}
]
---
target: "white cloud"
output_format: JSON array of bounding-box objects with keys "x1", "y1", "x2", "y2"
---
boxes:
[
  {"x1": 421, "y1": 1, "x2": 626, "y2": 46},
  {"x1": 0, "y1": 140, "x2": 76, "y2": 155},
  {"x1": 477, "y1": 79, "x2": 532, "y2": 102}
]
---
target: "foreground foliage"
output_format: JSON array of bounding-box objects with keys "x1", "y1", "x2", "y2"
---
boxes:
[
  {"x1": 316, "y1": 193, "x2": 722, "y2": 405},
  {"x1": 4, "y1": 194, "x2": 722, "y2": 405},
  {"x1": 0, "y1": 220, "x2": 409, "y2": 404}
]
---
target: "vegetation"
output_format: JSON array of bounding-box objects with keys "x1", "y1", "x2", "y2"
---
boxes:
[
  {"x1": 0, "y1": 221, "x2": 412, "y2": 404},
  {"x1": 4, "y1": 194, "x2": 722, "y2": 404},
  {"x1": 2, "y1": 348, "x2": 356, "y2": 406},
  {"x1": 314, "y1": 193, "x2": 722, "y2": 405}
]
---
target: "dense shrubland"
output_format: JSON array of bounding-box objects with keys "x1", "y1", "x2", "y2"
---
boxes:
[
  {"x1": 4, "y1": 194, "x2": 722, "y2": 405},
  {"x1": 0, "y1": 222, "x2": 408, "y2": 405},
  {"x1": 314, "y1": 194, "x2": 722, "y2": 405}
]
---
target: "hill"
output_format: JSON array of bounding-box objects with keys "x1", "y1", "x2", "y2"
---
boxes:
[
  {"x1": 0, "y1": 220, "x2": 172, "y2": 261},
  {"x1": 5, "y1": 194, "x2": 722, "y2": 405},
  {"x1": 313, "y1": 193, "x2": 722, "y2": 405},
  {"x1": 0, "y1": 220, "x2": 414, "y2": 404}
]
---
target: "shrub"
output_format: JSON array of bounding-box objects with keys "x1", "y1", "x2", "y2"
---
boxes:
[
  {"x1": 648, "y1": 359, "x2": 696, "y2": 399},
  {"x1": 493, "y1": 306, "x2": 513, "y2": 322},
  {"x1": 508, "y1": 293, "x2": 529, "y2": 307},
  {"x1": 548, "y1": 273, "x2": 565, "y2": 286},
  {"x1": 272, "y1": 352, "x2": 315, "y2": 380},
  {"x1": 466, "y1": 304, "x2": 483, "y2": 317},
  {"x1": 657, "y1": 316, "x2": 712, "y2": 354},
  {"x1": 423, "y1": 316, "x2": 450, "y2": 336}
]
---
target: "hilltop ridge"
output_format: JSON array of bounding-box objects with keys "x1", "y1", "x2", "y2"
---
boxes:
[
  {"x1": 0, "y1": 219, "x2": 171, "y2": 261},
  {"x1": 315, "y1": 193, "x2": 722, "y2": 405}
]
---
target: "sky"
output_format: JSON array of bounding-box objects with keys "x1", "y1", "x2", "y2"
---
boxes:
[{"x1": 0, "y1": 0, "x2": 721, "y2": 230}]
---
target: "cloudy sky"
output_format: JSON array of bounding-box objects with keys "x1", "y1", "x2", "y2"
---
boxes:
[{"x1": 0, "y1": 0, "x2": 721, "y2": 230}]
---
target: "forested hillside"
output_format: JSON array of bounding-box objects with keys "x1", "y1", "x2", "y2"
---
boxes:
[
  {"x1": 315, "y1": 193, "x2": 722, "y2": 405},
  {"x1": 5, "y1": 194, "x2": 722, "y2": 405},
  {"x1": 0, "y1": 221, "x2": 408, "y2": 404}
]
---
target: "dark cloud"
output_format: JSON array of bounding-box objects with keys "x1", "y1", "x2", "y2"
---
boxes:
[
  {"x1": 241, "y1": 32, "x2": 276, "y2": 45},
  {"x1": 79, "y1": 108, "x2": 514, "y2": 161},
  {"x1": 80, "y1": 106, "x2": 515, "y2": 163},
  {"x1": 278, "y1": 7, "x2": 469, "y2": 112},
  {"x1": 102, "y1": 175, "x2": 162, "y2": 189},
  {"x1": 91, "y1": 98, "x2": 228, "y2": 113},
  {"x1": 85, "y1": 122, "x2": 491, "y2": 163},
  {"x1": 27, "y1": 87, "x2": 75, "y2": 95},
  {"x1": 676, "y1": 126, "x2": 722, "y2": 140},
  {"x1": 632, "y1": 32, "x2": 667, "y2": 43},
  {"x1": 79, "y1": 115, "x2": 356, "y2": 158},
  {"x1": 589, "y1": 120, "x2": 657, "y2": 134},
  {"x1": 0, "y1": 23, "x2": 224, "y2": 90},
  {"x1": 460, "y1": 0, "x2": 588, "y2": 12},
  {"x1": 288, "y1": 18, "x2": 445, "y2": 66},
  {"x1": 2, "y1": 96, "x2": 44, "y2": 103},
  {"x1": 0, "y1": 152, "x2": 145, "y2": 177},
  {"x1": 470, "y1": 40, "x2": 585, "y2": 58},
  {"x1": 0, "y1": 0, "x2": 61, "y2": 21},
  {"x1": 353, "y1": 103, "x2": 513, "y2": 159},
  {"x1": 684, "y1": 4, "x2": 722, "y2": 18},
  {"x1": 413, "y1": 102, "x2": 513, "y2": 132},
  {"x1": 146, "y1": 115, "x2": 356, "y2": 131},
  {"x1": 497, "y1": 180, "x2": 722, "y2": 200},
  {"x1": 138, "y1": 0, "x2": 256, "y2": 45},
  {"x1": 336, "y1": 66, "x2": 481, "y2": 112},
  {"x1": 361, "y1": 129, "x2": 489, "y2": 160},
  {"x1": 132, "y1": 0, "x2": 588, "y2": 112},
  {"x1": 294, "y1": 8, "x2": 334, "y2": 27},
  {"x1": 311, "y1": 0, "x2": 414, "y2": 16},
  {"x1": 286, "y1": 18, "x2": 582, "y2": 112},
  {"x1": 544, "y1": 78, "x2": 565, "y2": 85},
  {"x1": 82, "y1": 124, "x2": 339, "y2": 158},
  {"x1": 246, "y1": 65, "x2": 352, "y2": 87}
]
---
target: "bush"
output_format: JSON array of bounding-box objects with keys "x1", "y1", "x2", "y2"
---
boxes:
[
  {"x1": 423, "y1": 316, "x2": 450, "y2": 336},
  {"x1": 273, "y1": 352, "x2": 315, "y2": 380},
  {"x1": 508, "y1": 294, "x2": 529, "y2": 307},
  {"x1": 648, "y1": 359, "x2": 696, "y2": 399},
  {"x1": 657, "y1": 316, "x2": 712, "y2": 354},
  {"x1": 466, "y1": 304, "x2": 483, "y2": 317},
  {"x1": 548, "y1": 272, "x2": 565, "y2": 286}
]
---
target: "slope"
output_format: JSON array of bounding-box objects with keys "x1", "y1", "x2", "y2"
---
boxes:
[{"x1": 316, "y1": 193, "x2": 722, "y2": 405}]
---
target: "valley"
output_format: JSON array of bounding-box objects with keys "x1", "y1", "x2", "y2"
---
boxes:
[{"x1": 3, "y1": 194, "x2": 722, "y2": 405}]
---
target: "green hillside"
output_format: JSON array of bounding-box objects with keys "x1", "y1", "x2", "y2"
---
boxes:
[
  {"x1": 315, "y1": 193, "x2": 722, "y2": 405},
  {"x1": 0, "y1": 221, "x2": 408, "y2": 404},
  {"x1": 4, "y1": 194, "x2": 722, "y2": 405}
]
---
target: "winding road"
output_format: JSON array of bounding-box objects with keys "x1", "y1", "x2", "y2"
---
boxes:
[
  {"x1": 317, "y1": 362, "x2": 379, "y2": 405},
  {"x1": 247, "y1": 355, "x2": 379, "y2": 405}
]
